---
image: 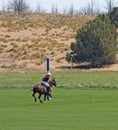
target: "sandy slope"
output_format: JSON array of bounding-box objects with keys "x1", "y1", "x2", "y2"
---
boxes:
[{"x1": 0, "y1": 12, "x2": 118, "y2": 72}]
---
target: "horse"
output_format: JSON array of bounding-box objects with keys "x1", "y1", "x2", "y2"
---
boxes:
[{"x1": 32, "y1": 78, "x2": 56, "y2": 103}]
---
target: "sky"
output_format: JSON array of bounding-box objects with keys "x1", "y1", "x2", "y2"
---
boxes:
[{"x1": 0, "y1": 0, "x2": 118, "y2": 13}]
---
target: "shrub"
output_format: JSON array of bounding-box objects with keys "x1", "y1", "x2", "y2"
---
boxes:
[{"x1": 67, "y1": 14, "x2": 117, "y2": 67}]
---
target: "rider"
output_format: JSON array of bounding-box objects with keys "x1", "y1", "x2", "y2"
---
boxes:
[{"x1": 41, "y1": 72, "x2": 51, "y2": 99}]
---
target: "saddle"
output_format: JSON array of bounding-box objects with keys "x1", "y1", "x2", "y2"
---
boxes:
[
  {"x1": 39, "y1": 84, "x2": 47, "y2": 92},
  {"x1": 41, "y1": 83, "x2": 51, "y2": 93}
]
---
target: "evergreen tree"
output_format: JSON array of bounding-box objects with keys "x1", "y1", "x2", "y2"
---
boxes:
[
  {"x1": 66, "y1": 14, "x2": 117, "y2": 67},
  {"x1": 110, "y1": 7, "x2": 118, "y2": 28}
]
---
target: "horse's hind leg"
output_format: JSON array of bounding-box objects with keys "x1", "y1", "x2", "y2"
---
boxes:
[
  {"x1": 32, "y1": 87, "x2": 37, "y2": 102},
  {"x1": 38, "y1": 94, "x2": 43, "y2": 104},
  {"x1": 32, "y1": 92, "x2": 37, "y2": 102}
]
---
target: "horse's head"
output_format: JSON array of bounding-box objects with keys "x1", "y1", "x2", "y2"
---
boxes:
[{"x1": 49, "y1": 78, "x2": 57, "y2": 87}]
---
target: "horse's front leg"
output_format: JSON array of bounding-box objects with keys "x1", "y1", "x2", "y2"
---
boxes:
[
  {"x1": 49, "y1": 93, "x2": 52, "y2": 99},
  {"x1": 38, "y1": 94, "x2": 43, "y2": 104},
  {"x1": 45, "y1": 93, "x2": 52, "y2": 100},
  {"x1": 48, "y1": 93, "x2": 52, "y2": 100}
]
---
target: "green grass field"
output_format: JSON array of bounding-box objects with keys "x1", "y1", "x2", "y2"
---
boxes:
[{"x1": 0, "y1": 71, "x2": 118, "y2": 130}]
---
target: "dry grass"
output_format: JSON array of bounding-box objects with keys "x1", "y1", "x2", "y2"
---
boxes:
[{"x1": 0, "y1": 12, "x2": 117, "y2": 72}]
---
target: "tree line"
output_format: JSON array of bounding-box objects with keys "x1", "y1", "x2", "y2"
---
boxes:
[{"x1": 1, "y1": 0, "x2": 117, "y2": 15}]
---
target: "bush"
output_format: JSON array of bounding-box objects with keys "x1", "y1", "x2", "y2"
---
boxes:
[
  {"x1": 67, "y1": 14, "x2": 117, "y2": 67},
  {"x1": 110, "y1": 7, "x2": 118, "y2": 28}
]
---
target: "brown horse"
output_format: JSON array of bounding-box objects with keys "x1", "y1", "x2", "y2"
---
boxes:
[{"x1": 32, "y1": 78, "x2": 56, "y2": 103}]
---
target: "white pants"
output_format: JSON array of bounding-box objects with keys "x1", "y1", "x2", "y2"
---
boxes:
[{"x1": 41, "y1": 81, "x2": 49, "y2": 88}]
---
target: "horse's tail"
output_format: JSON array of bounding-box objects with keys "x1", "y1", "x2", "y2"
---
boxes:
[{"x1": 31, "y1": 86, "x2": 36, "y2": 92}]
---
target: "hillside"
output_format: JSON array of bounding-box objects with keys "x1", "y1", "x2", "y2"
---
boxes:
[{"x1": 0, "y1": 12, "x2": 118, "y2": 72}]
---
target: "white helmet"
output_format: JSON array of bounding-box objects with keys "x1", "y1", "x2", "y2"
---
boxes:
[{"x1": 47, "y1": 72, "x2": 51, "y2": 76}]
